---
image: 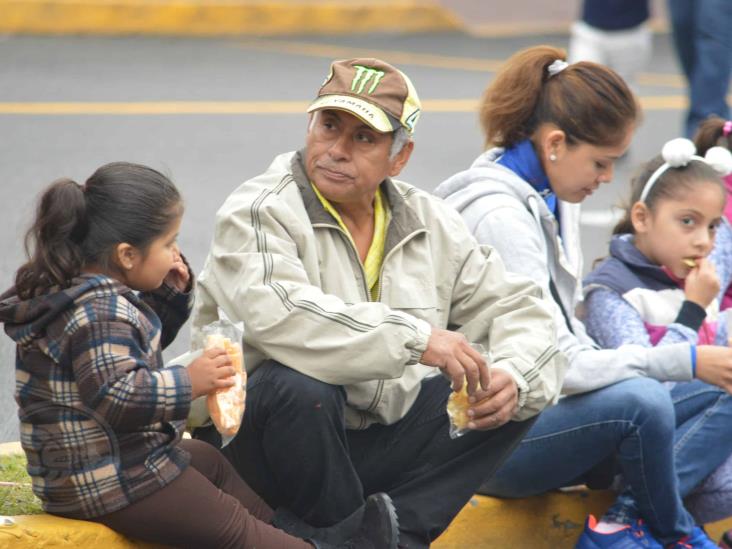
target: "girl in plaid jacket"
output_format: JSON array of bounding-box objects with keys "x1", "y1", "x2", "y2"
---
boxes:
[{"x1": 0, "y1": 162, "x2": 397, "y2": 549}]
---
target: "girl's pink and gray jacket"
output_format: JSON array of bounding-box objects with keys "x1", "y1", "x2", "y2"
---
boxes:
[{"x1": 582, "y1": 226, "x2": 732, "y2": 350}]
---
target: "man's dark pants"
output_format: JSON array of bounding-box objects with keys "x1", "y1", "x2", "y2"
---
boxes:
[{"x1": 195, "y1": 360, "x2": 535, "y2": 548}]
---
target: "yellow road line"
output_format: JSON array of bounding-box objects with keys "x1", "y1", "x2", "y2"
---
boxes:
[
  {"x1": 465, "y1": 21, "x2": 570, "y2": 38},
  {"x1": 637, "y1": 72, "x2": 686, "y2": 88},
  {"x1": 639, "y1": 95, "x2": 688, "y2": 109},
  {"x1": 239, "y1": 38, "x2": 505, "y2": 72},
  {"x1": 0, "y1": 101, "x2": 311, "y2": 114},
  {"x1": 0, "y1": 95, "x2": 727, "y2": 115},
  {"x1": 0, "y1": 100, "x2": 478, "y2": 115},
  {"x1": 466, "y1": 19, "x2": 669, "y2": 38},
  {"x1": 239, "y1": 39, "x2": 692, "y2": 89}
]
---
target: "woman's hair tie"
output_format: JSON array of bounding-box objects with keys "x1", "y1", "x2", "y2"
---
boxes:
[{"x1": 546, "y1": 59, "x2": 568, "y2": 78}]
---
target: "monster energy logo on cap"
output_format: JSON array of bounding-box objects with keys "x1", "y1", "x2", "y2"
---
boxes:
[
  {"x1": 350, "y1": 65, "x2": 385, "y2": 95},
  {"x1": 307, "y1": 57, "x2": 422, "y2": 135}
]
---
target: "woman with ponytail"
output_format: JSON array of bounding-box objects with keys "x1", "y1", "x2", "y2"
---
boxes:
[
  {"x1": 0, "y1": 162, "x2": 397, "y2": 549},
  {"x1": 435, "y1": 46, "x2": 722, "y2": 548}
]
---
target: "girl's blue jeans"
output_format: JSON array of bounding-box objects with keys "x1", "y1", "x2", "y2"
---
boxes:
[{"x1": 481, "y1": 377, "x2": 706, "y2": 544}]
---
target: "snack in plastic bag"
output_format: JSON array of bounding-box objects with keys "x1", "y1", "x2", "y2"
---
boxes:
[
  {"x1": 203, "y1": 321, "x2": 246, "y2": 442},
  {"x1": 446, "y1": 343, "x2": 490, "y2": 439},
  {"x1": 447, "y1": 384, "x2": 471, "y2": 435}
]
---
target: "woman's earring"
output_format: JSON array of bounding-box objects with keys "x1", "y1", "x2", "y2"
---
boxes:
[{"x1": 549, "y1": 153, "x2": 557, "y2": 162}]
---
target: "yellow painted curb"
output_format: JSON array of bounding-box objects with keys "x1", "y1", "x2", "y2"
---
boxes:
[
  {"x1": 1, "y1": 493, "x2": 605, "y2": 549},
  {"x1": 2, "y1": 492, "x2": 732, "y2": 548},
  {"x1": 0, "y1": 514, "x2": 167, "y2": 548},
  {"x1": 0, "y1": 0, "x2": 463, "y2": 36},
  {"x1": 433, "y1": 491, "x2": 615, "y2": 548},
  {"x1": 434, "y1": 492, "x2": 732, "y2": 548}
]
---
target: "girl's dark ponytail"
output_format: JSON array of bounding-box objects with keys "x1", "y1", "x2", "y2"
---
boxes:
[
  {"x1": 611, "y1": 216, "x2": 636, "y2": 237},
  {"x1": 14, "y1": 162, "x2": 182, "y2": 299},
  {"x1": 15, "y1": 179, "x2": 87, "y2": 299},
  {"x1": 693, "y1": 116, "x2": 732, "y2": 156}
]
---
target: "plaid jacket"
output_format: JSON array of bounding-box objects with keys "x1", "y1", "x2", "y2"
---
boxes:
[{"x1": 0, "y1": 274, "x2": 193, "y2": 519}]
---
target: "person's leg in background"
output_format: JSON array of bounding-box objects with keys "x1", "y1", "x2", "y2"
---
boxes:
[
  {"x1": 667, "y1": 0, "x2": 697, "y2": 137},
  {"x1": 569, "y1": 20, "x2": 653, "y2": 89},
  {"x1": 668, "y1": 0, "x2": 732, "y2": 137},
  {"x1": 604, "y1": 24, "x2": 652, "y2": 92},
  {"x1": 687, "y1": 0, "x2": 732, "y2": 136},
  {"x1": 568, "y1": 21, "x2": 607, "y2": 66}
]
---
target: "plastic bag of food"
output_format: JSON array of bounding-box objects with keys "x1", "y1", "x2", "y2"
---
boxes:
[
  {"x1": 202, "y1": 320, "x2": 246, "y2": 447},
  {"x1": 446, "y1": 383, "x2": 472, "y2": 439},
  {"x1": 446, "y1": 343, "x2": 490, "y2": 439}
]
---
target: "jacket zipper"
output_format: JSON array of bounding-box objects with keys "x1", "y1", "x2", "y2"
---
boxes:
[
  {"x1": 375, "y1": 228, "x2": 428, "y2": 302},
  {"x1": 327, "y1": 224, "x2": 427, "y2": 415}
]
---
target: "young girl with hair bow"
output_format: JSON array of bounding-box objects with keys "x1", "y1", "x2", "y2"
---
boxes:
[
  {"x1": 584, "y1": 137, "x2": 732, "y2": 358},
  {"x1": 583, "y1": 137, "x2": 732, "y2": 545}
]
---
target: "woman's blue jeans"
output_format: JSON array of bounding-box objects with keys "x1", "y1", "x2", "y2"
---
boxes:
[
  {"x1": 481, "y1": 377, "x2": 695, "y2": 544},
  {"x1": 609, "y1": 379, "x2": 732, "y2": 533}
]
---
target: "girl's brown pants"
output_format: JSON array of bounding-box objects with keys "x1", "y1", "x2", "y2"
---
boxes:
[{"x1": 92, "y1": 439, "x2": 311, "y2": 549}]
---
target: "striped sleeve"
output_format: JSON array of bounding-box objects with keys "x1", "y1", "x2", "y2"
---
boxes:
[{"x1": 140, "y1": 281, "x2": 193, "y2": 349}]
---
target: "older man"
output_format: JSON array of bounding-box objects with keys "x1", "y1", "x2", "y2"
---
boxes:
[{"x1": 191, "y1": 58, "x2": 566, "y2": 548}]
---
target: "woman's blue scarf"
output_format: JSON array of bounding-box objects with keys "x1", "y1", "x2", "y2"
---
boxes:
[{"x1": 497, "y1": 139, "x2": 558, "y2": 218}]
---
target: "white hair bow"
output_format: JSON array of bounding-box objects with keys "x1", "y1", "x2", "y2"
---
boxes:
[
  {"x1": 547, "y1": 59, "x2": 569, "y2": 78},
  {"x1": 639, "y1": 137, "x2": 732, "y2": 203}
]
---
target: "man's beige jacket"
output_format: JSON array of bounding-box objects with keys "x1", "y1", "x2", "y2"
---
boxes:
[{"x1": 191, "y1": 151, "x2": 566, "y2": 429}]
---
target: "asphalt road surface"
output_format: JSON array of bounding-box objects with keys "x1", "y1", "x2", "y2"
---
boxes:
[{"x1": 0, "y1": 30, "x2": 702, "y2": 442}]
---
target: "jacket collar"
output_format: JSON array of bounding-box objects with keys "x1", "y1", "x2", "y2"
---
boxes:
[
  {"x1": 291, "y1": 149, "x2": 426, "y2": 254},
  {"x1": 609, "y1": 233, "x2": 677, "y2": 286},
  {"x1": 496, "y1": 139, "x2": 556, "y2": 215}
]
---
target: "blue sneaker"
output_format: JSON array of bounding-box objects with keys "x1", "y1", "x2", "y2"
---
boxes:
[
  {"x1": 575, "y1": 515, "x2": 663, "y2": 548},
  {"x1": 667, "y1": 526, "x2": 718, "y2": 548}
]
